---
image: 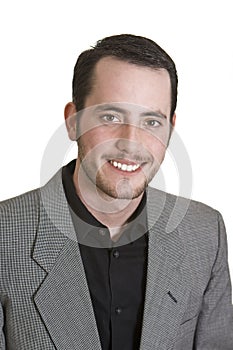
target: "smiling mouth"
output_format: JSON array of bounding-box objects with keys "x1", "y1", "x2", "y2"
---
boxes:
[{"x1": 109, "y1": 160, "x2": 140, "y2": 172}]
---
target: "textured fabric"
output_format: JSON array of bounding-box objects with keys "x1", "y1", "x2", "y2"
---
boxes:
[{"x1": 0, "y1": 167, "x2": 233, "y2": 349}]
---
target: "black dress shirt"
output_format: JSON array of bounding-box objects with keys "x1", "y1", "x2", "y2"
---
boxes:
[{"x1": 62, "y1": 160, "x2": 148, "y2": 350}]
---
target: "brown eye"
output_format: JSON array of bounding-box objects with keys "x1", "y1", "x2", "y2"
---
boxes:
[
  {"x1": 101, "y1": 114, "x2": 120, "y2": 123},
  {"x1": 144, "y1": 119, "x2": 161, "y2": 127}
]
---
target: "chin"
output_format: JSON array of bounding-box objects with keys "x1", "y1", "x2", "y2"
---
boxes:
[{"x1": 97, "y1": 178, "x2": 147, "y2": 200}]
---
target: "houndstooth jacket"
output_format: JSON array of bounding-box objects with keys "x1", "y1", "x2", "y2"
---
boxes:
[{"x1": 0, "y1": 168, "x2": 233, "y2": 349}]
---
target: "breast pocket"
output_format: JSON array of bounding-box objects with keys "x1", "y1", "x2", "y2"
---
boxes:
[
  {"x1": 176, "y1": 293, "x2": 202, "y2": 341},
  {"x1": 180, "y1": 292, "x2": 202, "y2": 326},
  {"x1": 171, "y1": 316, "x2": 198, "y2": 350}
]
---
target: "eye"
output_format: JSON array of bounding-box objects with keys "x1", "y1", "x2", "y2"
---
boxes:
[
  {"x1": 100, "y1": 114, "x2": 121, "y2": 123},
  {"x1": 144, "y1": 119, "x2": 161, "y2": 128}
]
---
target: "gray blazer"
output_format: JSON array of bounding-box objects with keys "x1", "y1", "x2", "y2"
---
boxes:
[{"x1": 0, "y1": 168, "x2": 233, "y2": 350}]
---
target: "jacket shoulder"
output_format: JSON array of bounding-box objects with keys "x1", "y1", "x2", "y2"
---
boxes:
[
  {"x1": 0, "y1": 189, "x2": 41, "y2": 231},
  {"x1": 0, "y1": 188, "x2": 40, "y2": 210},
  {"x1": 147, "y1": 187, "x2": 225, "y2": 268},
  {"x1": 147, "y1": 186, "x2": 221, "y2": 228}
]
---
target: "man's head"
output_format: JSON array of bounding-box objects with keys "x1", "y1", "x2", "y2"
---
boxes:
[
  {"x1": 72, "y1": 34, "x2": 178, "y2": 121},
  {"x1": 65, "y1": 34, "x2": 177, "y2": 202}
]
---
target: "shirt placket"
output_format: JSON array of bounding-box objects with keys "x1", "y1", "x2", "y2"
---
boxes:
[{"x1": 109, "y1": 247, "x2": 123, "y2": 349}]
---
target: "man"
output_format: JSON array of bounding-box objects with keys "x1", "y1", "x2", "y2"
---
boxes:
[{"x1": 0, "y1": 34, "x2": 232, "y2": 349}]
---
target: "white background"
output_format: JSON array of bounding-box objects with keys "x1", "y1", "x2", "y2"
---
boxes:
[{"x1": 0, "y1": 1, "x2": 232, "y2": 278}]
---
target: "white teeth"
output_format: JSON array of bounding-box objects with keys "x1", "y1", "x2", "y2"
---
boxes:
[{"x1": 110, "y1": 160, "x2": 140, "y2": 172}]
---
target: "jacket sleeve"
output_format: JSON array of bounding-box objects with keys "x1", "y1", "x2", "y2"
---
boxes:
[
  {"x1": 0, "y1": 205, "x2": 6, "y2": 350},
  {"x1": 194, "y1": 212, "x2": 233, "y2": 349},
  {"x1": 0, "y1": 301, "x2": 5, "y2": 350}
]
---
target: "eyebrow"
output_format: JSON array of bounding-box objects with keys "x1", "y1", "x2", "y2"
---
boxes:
[
  {"x1": 140, "y1": 110, "x2": 167, "y2": 119},
  {"x1": 93, "y1": 104, "x2": 167, "y2": 119},
  {"x1": 94, "y1": 104, "x2": 126, "y2": 114}
]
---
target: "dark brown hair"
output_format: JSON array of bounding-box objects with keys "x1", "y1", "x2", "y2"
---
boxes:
[{"x1": 72, "y1": 34, "x2": 178, "y2": 120}]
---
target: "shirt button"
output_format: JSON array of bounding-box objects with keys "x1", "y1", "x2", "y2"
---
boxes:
[
  {"x1": 98, "y1": 228, "x2": 106, "y2": 236},
  {"x1": 115, "y1": 307, "x2": 122, "y2": 315},
  {"x1": 113, "y1": 250, "x2": 120, "y2": 258}
]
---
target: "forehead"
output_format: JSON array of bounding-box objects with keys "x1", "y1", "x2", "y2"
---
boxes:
[{"x1": 85, "y1": 57, "x2": 171, "y2": 113}]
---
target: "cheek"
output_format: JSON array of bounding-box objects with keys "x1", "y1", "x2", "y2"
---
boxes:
[
  {"x1": 78, "y1": 131, "x2": 116, "y2": 162},
  {"x1": 79, "y1": 129, "x2": 107, "y2": 150},
  {"x1": 144, "y1": 135, "x2": 167, "y2": 161}
]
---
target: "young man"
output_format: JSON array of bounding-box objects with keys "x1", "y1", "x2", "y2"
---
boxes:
[{"x1": 0, "y1": 34, "x2": 232, "y2": 349}]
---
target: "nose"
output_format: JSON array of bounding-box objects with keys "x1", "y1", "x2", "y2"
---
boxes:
[{"x1": 115, "y1": 124, "x2": 141, "y2": 153}]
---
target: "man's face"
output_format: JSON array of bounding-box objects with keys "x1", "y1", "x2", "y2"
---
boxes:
[{"x1": 76, "y1": 57, "x2": 174, "y2": 200}]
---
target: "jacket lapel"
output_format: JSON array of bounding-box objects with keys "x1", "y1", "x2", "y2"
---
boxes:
[
  {"x1": 32, "y1": 169, "x2": 102, "y2": 350},
  {"x1": 140, "y1": 188, "x2": 188, "y2": 350}
]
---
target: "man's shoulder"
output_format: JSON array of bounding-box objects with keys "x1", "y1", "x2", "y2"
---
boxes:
[
  {"x1": 0, "y1": 168, "x2": 63, "y2": 215},
  {"x1": 147, "y1": 187, "x2": 224, "y2": 259},
  {"x1": 147, "y1": 186, "x2": 221, "y2": 227},
  {"x1": 0, "y1": 188, "x2": 41, "y2": 220}
]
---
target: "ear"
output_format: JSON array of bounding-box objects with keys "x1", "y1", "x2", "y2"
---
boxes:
[
  {"x1": 171, "y1": 113, "x2": 176, "y2": 128},
  {"x1": 64, "y1": 102, "x2": 77, "y2": 141},
  {"x1": 167, "y1": 113, "x2": 176, "y2": 142}
]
